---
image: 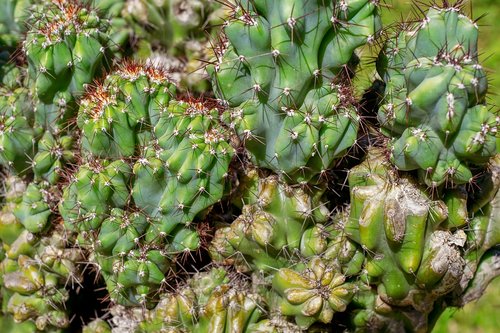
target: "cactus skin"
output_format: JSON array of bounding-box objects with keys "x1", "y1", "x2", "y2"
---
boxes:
[
  {"x1": 209, "y1": 0, "x2": 381, "y2": 183},
  {"x1": 1, "y1": 0, "x2": 114, "y2": 182},
  {"x1": 131, "y1": 99, "x2": 234, "y2": 235},
  {"x1": 92, "y1": 209, "x2": 174, "y2": 307},
  {"x1": 211, "y1": 167, "x2": 365, "y2": 276},
  {"x1": 345, "y1": 148, "x2": 467, "y2": 310},
  {"x1": 0, "y1": 68, "x2": 76, "y2": 183},
  {"x1": 349, "y1": 280, "x2": 436, "y2": 333},
  {"x1": 63, "y1": 63, "x2": 234, "y2": 306},
  {"x1": 32, "y1": 132, "x2": 75, "y2": 184},
  {"x1": 377, "y1": 6, "x2": 498, "y2": 187},
  {"x1": 67, "y1": 97, "x2": 233, "y2": 244},
  {"x1": 82, "y1": 319, "x2": 112, "y2": 333},
  {"x1": 58, "y1": 160, "x2": 172, "y2": 307},
  {"x1": 77, "y1": 62, "x2": 234, "y2": 230},
  {"x1": 59, "y1": 159, "x2": 131, "y2": 236},
  {"x1": 0, "y1": 1, "x2": 499, "y2": 332}
]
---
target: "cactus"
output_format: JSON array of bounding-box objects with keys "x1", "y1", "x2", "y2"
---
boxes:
[
  {"x1": 23, "y1": 0, "x2": 114, "y2": 125},
  {"x1": 61, "y1": 62, "x2": 234, "y2": 306},
  {"x1": 209, "y1": 0, "x2": 381, "y2": 183},
  {"x1": 93, "y1": 267, "x2": 279, "y2": 333},
  {"x1": 0, "y1": 0, "x2": 115, "y2": 181},
  {"x1": 377, "y1": 6, "x2": 498, "y2": 187},
  {"x1": 210, "y1": 167, "x2": 331, "y2": 272},
  {"x1": 345, "y1": 148, "x2": 467, "y2": 306},
  {"x1": 0, "y1": 0, "x2": 499, "y2": 332},
  {"x1": 77, "y1": 62, "x2": 176, "y2": 159},
  {"x1": 94, "y1": 0, "x2": 225, "y2": 91},
  {"x1": 0, "y1": 85, "x2": 41, "y2": 174},
  {"x1": 0, "y1": 178, "x2": 83, "y2": 331},
  {"x1": 271, "y1": 256, "x2": 355, "y2": 329}
]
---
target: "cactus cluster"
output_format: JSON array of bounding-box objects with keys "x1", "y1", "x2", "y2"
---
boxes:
[
  {"x1": 0, "y1": 0, "x2": 498, "y2": 332},
  {"x1": 0, "y1": 177, "x2": 83, "y2": 331}
]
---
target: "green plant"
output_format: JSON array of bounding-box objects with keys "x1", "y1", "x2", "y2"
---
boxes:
[{"x1": 0, "y1": 0, "x2": 498, "y2": 332}]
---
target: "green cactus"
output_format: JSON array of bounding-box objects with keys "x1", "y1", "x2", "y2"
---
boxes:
[
  {"x1": 210, "y1": 168, "x2": 330, "y2": 272},
  {"x1": 348, "y1": 279, "x2": 432, "y2": 332},
  {"x1": 104, "y1": 267, "x2": 275, "y2": 333},
  {"x1": 0, "y1": 69, "x2": 77, "y2": 183},
  {"x1": 0, "y1": 0, "x2": 498, "y2": 332},
  {"x1": 131, "y1": 98, "x2": 234, "y2": 235},
  {"x1": 0, "y1": 0, "x2": 117, "y2": 182},
  {"x1": 377, "y1": 6, "x2": 498, "y2": 187},
  {"x1": 92, "y1": 209, "x2": 175, "y2": 307},
  {"x1": 345, "y1": 148, "x2": 467, "y2": 308},
  {"x1": 0, "y1": 85, "x2": 41, "y2": 174},
  {"x1": 32, "y1": 132, "x2": 76, "y2": 184},
  {"x1": 209, "y1": 0, "x2": 381, "y2": 183},
  {"x1": 0, "y1": 180, "x2": 83, "y2": 331},
  {"x1": 13, "y1": 182, "x2": 52, "y2": 234},
  {"x1": 59, "y1": 159, "x2": 131, "y2": 235},
  {"x1": 62, "y1": 62, "x2": 234, "y2": 306},
  {"x1": 77, "y1": 62, "x2": 176, "y2": 158},
  {"x1": 23, "y1": 0, "x2": 114, "y2": 129},
  {"x1": 0, "y1": 176, "x2": 27, "y2": 245},
  {"x1": 454, "y1": 154, "x2": 500, "y2": 304},
  {"x1": 271, "y1": 256, "x2": 355, "y2": 329}
]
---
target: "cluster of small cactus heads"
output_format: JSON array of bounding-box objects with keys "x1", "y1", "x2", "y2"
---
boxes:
[{"x1": 0, "y1": 0, "x2": 498, "y2": 332}]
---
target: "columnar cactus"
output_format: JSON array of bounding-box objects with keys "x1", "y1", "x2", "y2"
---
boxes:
[
  {"x1": 24, "y1": 0, "x2": 114, "y2": 127},
  {"x1": 209, "y1": 0, "x2": 381, "y2": 183},
  {"x1": 345, "y1": 148, "x2": 467, "y2": 306},
  {"x1": 77, "y1": 62, "x2": 176, "y2": 158},
  {"x1": 0, "y1": 0, "x2": 115, "y2": 182},
  {"x1": 62, "y1": 61, "x2": 235, "y2": 307},
  {"x1": 377, "y1": 6, "x2": 498, "y2": 187}
]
